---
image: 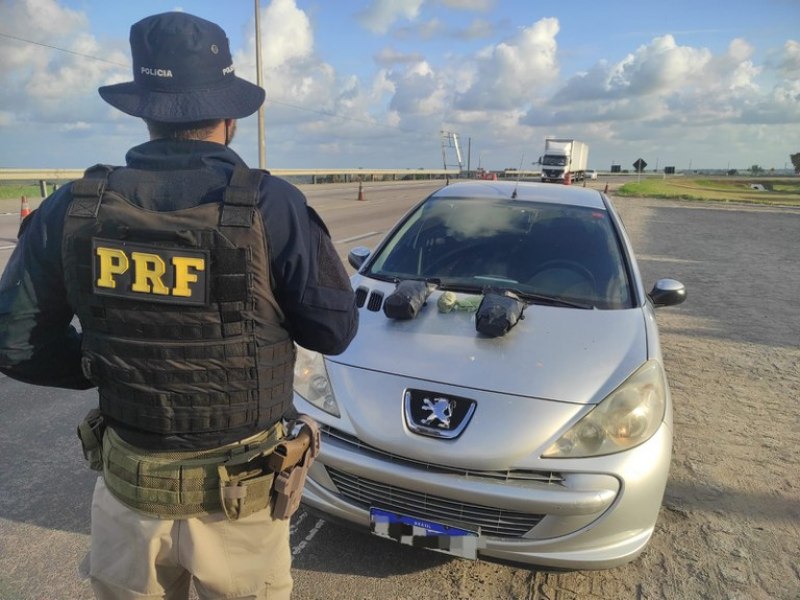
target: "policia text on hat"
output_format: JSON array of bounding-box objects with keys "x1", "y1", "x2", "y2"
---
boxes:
[{"x1": 0, "y1": 11, "x2": 358, "y2": 600}]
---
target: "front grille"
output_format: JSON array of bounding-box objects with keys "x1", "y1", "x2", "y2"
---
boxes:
[
  {"x1": 320, "y1": 426, "x2": 561, "y2": 538},
  {"x1": 322, "y1": 426, "x2": 564, "y2": 485},
  {"x1": 327, "y1": 467, "x2": 544, "y2": 538}
]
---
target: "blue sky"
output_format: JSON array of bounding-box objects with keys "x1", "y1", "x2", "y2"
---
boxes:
[{"x1": 1, "y1": 0, "x2": 799, "y2": 172}]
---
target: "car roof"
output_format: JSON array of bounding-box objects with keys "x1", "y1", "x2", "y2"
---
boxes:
[{"x1": 431, "y1": 180, "x2": 607, "y2": 210}]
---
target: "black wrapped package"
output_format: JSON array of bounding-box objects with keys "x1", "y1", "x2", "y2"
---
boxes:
[
  {"x1": 475, "y1": 290, "x2": 526, "y2": 337},
  {"x1": 383, "y1": 280, "x2": 438, "y2": 320}
]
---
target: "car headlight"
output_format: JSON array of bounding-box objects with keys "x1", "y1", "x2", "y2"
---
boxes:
[
  {"x1": 293, "y1": 346, "x2": 340, "y2": 417},
  {"x1": 542, "y1": 361, "x2": 667, "y2": 458}
]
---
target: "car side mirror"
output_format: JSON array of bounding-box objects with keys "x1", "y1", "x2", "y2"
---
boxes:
[
  {"x1": 648, "y1": 278, "x2": 686, "y2": 307},
  {"x1": 348, "y1": 246, "x2": 371, "y2": 270}
]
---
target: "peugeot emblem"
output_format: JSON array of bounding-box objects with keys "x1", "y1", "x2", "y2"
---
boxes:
[{"x1": 404, "y1": 390, "x2": 476, "y2": 439}]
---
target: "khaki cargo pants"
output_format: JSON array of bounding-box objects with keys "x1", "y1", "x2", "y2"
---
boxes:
[{"x1": 89, "y1": 477, "x2": 293, "y2": 600}]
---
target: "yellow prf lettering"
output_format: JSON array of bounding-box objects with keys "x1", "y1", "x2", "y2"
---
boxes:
[
  {"x1": 171, "y1": 256, "x2": 205, "y2": 297},
  {"x1": 130, "y1": 252, "x2": 169, "y2": 295},
  {"x1": 96, "y1": 247, "x2": 129, "y2": 289}
]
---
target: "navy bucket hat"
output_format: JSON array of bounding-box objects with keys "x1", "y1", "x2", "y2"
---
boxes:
[{"x1": 99, "y1": 12, "x2": 265, "y2": 122}]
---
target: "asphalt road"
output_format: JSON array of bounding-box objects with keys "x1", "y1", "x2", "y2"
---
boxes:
[{"x1": 1, "y1": 178, "x2": 798, "y2": 599}]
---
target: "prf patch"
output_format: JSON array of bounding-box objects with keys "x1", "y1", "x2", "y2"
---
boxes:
[{"x1": 92, "y1": 238, "x2": 209, "y2": 305}]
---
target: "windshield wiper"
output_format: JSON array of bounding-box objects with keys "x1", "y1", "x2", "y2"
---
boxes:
[
  {"x1": 368, "y1": 273, "x2": 443, "y2": 288},
  {"x1": 405, "y1": 281, "x2": 595, "y2": 310},
  {"x1": 513, "y1": 291, "x2": 595, "y2": 309},
  {"x1": 367, "y1": 273, "x2": 399, "y2": 284}
]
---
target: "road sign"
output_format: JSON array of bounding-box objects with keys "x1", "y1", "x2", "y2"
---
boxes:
[{"x1": 633, "y1": 158, "x2": 647, "y2": 172}]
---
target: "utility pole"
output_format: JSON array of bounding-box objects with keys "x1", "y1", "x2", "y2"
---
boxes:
[
  {"x1": 467, "y1": 137, "x2": 471, "y2": 177},
  {"x1": 255, "y1": 0, "x2": 266, "y2": 169}
]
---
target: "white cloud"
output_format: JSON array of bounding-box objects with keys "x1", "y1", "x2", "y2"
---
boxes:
[
  {"x1": 60, "y1": 121, "x2": 91, "y2": 132},
  {"x1": 388, "y1": 60, "x2": 447, "y2": 116},
  {"x1": 0, "y1": 0, "x2": 127, "y2": 125},
  {"x1": 375, "y1": 48, "x2": 425, "y2": 66},
  {"x1": 778, "y1": 40, "x2": 800, "y2": 78},
  {"x1": 393, "y1": 17, "x2": 444, "y2": 40},
  {"x1": 436, "y1": 0, "x2": 494, "y2": 9},
  {"x1": 455, "y1": 18, "x2": 495, "y2": 40},
  {"x1": 454, "y1": 17, "x2": 560, "y2": 110},
  {"x1": 739, "y1": 80, "x2": 800, "y2": 125},
  {"x1": 357, "y1": 0, "x2": 425, "y2": 34},
  {"x1": 234, "y1": 0, "x2": 336, "y2": 126},
  {"x1": 535, "y1": 34, "x2": 786, "y2": 130},
  {"x1": 260, "y1": 0, "x2": 314, "y2": 68},
  {"x1": 3, "y1": 0, "x2": 797, "y2": 172}
]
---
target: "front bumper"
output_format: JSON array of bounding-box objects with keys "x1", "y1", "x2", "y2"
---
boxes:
[{"x1": 301, "y1": 423, "x2": 672, "y2": 570}]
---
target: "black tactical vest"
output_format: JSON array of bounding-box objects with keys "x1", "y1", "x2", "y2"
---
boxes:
[{"x1": 62, "y1": 165, "x2": 295, "y2": 450}]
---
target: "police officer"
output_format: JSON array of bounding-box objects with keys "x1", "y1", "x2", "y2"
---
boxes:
[{"x1": 0, "y1": 11, "x2": 357, "y2": 600}]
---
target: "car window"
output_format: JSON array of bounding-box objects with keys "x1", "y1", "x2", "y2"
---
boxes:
[{"x1": 367, "y1": 197, "x2": 633, "y2": 309}]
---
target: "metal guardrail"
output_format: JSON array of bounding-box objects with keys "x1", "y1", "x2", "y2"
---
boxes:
[
  {"x1": 0, "y1": 167, "x2": 460, "y2": 184},
  {"x1": 0, "y1": 167, "x2": 465, "y2": 198},
  {"x1": 0, "y1": 169, "x2": 86, "y2": 182},
  {"x1": 0, "y1": 168, "x2": 553, "y2": 199}
]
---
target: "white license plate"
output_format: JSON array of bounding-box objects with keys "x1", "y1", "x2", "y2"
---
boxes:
[{"x1": 369, "y1": 507, "x2": 482, "y2": 560}]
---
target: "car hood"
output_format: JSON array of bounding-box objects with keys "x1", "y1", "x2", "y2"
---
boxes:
[{"x1": 328, "y1": 279, "x2": 648, "y2": 405}]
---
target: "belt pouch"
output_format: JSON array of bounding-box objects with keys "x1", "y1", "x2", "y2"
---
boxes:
[
  {"x1": 77, "y1": 408, "x2": 106, "y2": 471},
  {"x1": 218, "y1": 458, "x2": 276, "y2": 521}
]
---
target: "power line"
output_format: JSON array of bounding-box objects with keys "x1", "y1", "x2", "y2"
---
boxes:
[{"x1": 0, "y1": 31, "x2": 129, "y2": 67}]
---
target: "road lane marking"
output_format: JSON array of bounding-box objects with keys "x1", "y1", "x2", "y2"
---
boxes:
[
  {"x1": 289, "y1": 510, "x2": 308, "y2": 535},
  {"x1": 291, "y1": 518, "x2": 326, "y2": 556},
  {"x1": 337, "y1": 232, "x2": 381, "y2": 244},
  {"x1": 637, "y1": 254, "x2": 699, "y2": 264}
]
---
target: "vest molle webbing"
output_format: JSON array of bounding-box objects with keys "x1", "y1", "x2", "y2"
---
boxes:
[{"x1": 62, "y1": 165, "x2": 295, "y2": 449}]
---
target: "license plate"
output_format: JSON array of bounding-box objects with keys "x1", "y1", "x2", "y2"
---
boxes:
[{"x1": 369, "y1": 507, "x2": 482, "y2": 560}]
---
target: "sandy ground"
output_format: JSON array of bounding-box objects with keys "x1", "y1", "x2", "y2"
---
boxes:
[{"x1": 602, "y1": 196, "x2": 800, "y2": 600}]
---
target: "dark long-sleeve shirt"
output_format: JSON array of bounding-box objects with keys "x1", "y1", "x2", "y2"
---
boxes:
[{"x1": 0, "y1": 139, "x2": 358, "y2": 389}]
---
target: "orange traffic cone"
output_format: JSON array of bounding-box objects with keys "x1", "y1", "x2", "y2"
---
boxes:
[
  {"x1": 564, "y1": 173, "x2": 572, "y2": 186},
  {"x1": 357, "y1": 182, "x2": 366, "y2": 201},
  {"x1": 20, "y1": 196, "x2": 31, "y2": 221}
]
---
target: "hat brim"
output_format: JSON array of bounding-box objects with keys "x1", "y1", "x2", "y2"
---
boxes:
[{"x1": 98, "y1": 76, "x2": 265, "y2": 122}]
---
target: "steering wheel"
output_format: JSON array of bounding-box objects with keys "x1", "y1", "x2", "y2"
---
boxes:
[{"x1": 527, "y1": 260, "x2": 597, "y2": 290}]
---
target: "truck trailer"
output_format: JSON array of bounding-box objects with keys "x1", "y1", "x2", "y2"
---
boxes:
[{"x1": 539, "y1": 138, "x2": 589, "y2": 183}]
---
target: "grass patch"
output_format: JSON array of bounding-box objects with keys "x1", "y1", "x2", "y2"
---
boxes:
[
  {"x1": 616, "y1": 177, "x2": 800, "y2": 206},
  {"x1": 0, "y1": 184, "x2": 49, "y2": 200}
]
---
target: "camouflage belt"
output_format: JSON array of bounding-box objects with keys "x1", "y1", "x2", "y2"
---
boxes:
[{"x1": 102, "y1": 422, "x2": 284, "y2": 520}]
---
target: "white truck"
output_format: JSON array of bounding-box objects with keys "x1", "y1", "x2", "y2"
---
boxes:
[{"x1": 539, "y1": 138, "x2": 589, "y2": 183}]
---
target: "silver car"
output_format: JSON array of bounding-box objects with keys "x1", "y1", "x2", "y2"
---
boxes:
[{"x1": 293, "y1": 180, "x2": 686, "y2": 569}]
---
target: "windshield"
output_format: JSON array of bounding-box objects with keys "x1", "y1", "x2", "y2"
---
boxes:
[
  {"x1": 542, "y1": 155, "x2": 567, "y2": 166},
  {"x1": 366, "y1": 197, "x2": 633, "y2": 309}
]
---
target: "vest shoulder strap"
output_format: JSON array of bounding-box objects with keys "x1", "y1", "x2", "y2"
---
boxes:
[
  {"x1": 68, "y1": 164, "x2": 116, "y2": 218},
  {"x1": 221, "y1": 167, "x2": 265, "y2": 227}
]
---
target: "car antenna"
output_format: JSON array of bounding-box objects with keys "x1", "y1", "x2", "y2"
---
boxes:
[{"x1": 511, "y1": 153, "x2": 524, "y2": 199}]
